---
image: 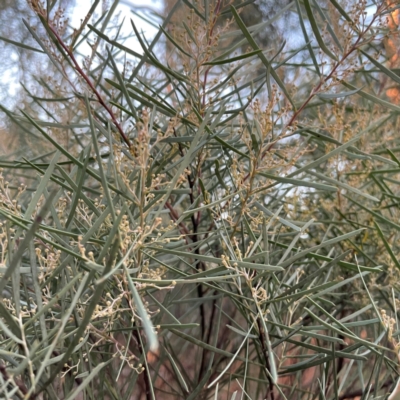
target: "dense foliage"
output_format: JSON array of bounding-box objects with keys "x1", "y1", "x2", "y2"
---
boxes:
[{"x1": 1, "y1": 0, "x2": 400, "y2": 399}]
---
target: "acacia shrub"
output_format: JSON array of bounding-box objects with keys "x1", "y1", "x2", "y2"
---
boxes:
[{"x1": 0, "y1": 1, "x2": 399, "y2": 399}]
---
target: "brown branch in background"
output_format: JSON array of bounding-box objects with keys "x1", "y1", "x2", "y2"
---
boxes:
[
  {"x1": 201, "y1": 0, "x2": 223, "y2": 114},
  {"x1": 0, "y1": 362, "x2": 32, "y2": 399},
  {"x1": 164, "y1": 201, "x2": 191, "y2": 237},
  {"x1": 339, "y1": 378, "x2": 393, "y2": 399},
  {"x1": 132, "y1": 323, "x2": 152, "y2": 400},
  {"x1": 257, "y1": 318, "x2": 275, "y2": 400},
  {"x1": 281, "y1": 5, "x2": 383, "y2": 138},
  {"x1": 29, "y1": 3, "x2": 132, "y2": 149},
  {"x1": 171, "y1": 126, "x2": 208, "y2": 371}
]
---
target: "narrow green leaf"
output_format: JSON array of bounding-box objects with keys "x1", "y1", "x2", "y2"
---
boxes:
[
  {"x1": 328, "y1": 0, "x2": 353, "y2": 23},
  {"x1": 280, "y1": 228, "x2": 365, "y2": 268},
  {"x1": 317, "y1": 87, "x2": 364, "y2": 99},
  {"x1": 0, "y1": 189, "x2": 57, "y2": 296},
  {"x1": 88, "y1": 23, "x2": 142, "y2": 59},
  {"x1": 374, "y1": 221, "x2": 400, "y2": 270},
  {"x1": 65, "y1": 146, "x2": 92, "y2": 228},
  {"x1": 303, "y1": 0, "x2": 338, "y2": 60},
  {"x1": 260, "y1": 172, "x2": 337, "y2": 192},
  {"x1": 70, "y1": 0, "x2": 101, "y2": 49},
  {"x1": 0, "y1": 35, "x2": 44, "y2": 53},
  {"x1": 85, "y1": 95, "x2": 116, "y2": 222},
  {"x1": 130, "y1": 19, "x2": 190, "y2": 83},
  {"x1": 311, "y1": 0, "x2": 343, "y2": 52},
  {"x1": 164, "y1": 346, "x2": 189, "y2": 393},
  {"x1": 159, "y1": 25, "x2": 193, "y2": 58},
  {"x1": 230, "y1": 5, "x2": 295, "y2": 109},
  {"x1": 361, "y1": 49, "x2": 400, "y2": 85},
  {"x1": 204, "y1": 50, "x2": 262, "y2": 66},
  {"x1": 42, "y1": 238, "x2": 119, "y2": 389},
  {"x1": 124, "y1": 264, "x2": 159, "y2": 352},
  {"x1": 64, "y1": 361, "x2": 112, "y2": 399},
  {"x1": 342, "y1": 81, "x2": 400, "y2": 112},
  {"x1": 146, "y1": 247, "x2": 283, "y2": 272}
]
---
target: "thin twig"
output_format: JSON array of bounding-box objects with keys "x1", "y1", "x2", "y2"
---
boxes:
[{"x1": 30, "y1": 5, "x2": 132, "y2": 148}]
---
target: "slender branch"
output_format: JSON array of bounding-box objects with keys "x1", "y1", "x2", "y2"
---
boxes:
[
  {"x1": 30, "y1": 5, "x2": 132, "y2": 149},
  {"x1": 249, "y1": 3, "x2": 385, "y2": 179},
  {"x1": 0, "y1": 362, "x2": 31, "y2": 399},
  {"x1": 201, "y1": 0, "x2": 223, "y2": 114},
  {"x1": 257, "y1": 318, "x2": 275, "y2": 400},
  {"x1": 132, "y1": 323, "x2": 152, "y2": 400}
]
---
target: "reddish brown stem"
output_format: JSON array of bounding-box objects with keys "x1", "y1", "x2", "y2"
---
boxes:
[
  {"x1": 164, "y1": 201, "x2": 191, "y2": 236},
  {"x1": 254, "y1": 4, "x2": 384, "y2": 176},
  {"x1": 201, "y1": 0, "x2": 223, "y2": 113},
  {"x1": 0, "y1": 362, "x2": 32, "y2": 399},
  {"x1": 33, "y1": 9, "x2": 131, "y2": 148},
  {"x1": 285, "y1": 6, "x2": 382, "y2": 137}
]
